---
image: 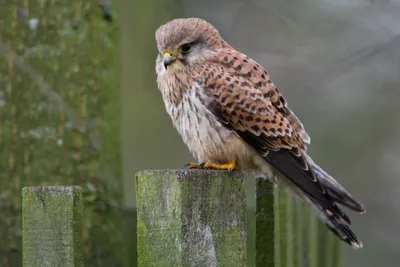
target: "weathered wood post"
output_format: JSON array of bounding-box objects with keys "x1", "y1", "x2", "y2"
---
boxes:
[
  {"x1": 136, "y1": 170, "x2": 341, "y2": 267},
  {"x1": 22, "y1": 186, "x2": 83, "y2": 267}
]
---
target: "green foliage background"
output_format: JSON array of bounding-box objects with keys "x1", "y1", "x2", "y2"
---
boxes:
[{"x1": 0, "y1": 1, "x2": 125, "y2": 266}]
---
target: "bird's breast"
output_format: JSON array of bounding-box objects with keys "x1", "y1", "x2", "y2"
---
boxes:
[
  {"x1": 164, "y1": 88, "x2": 233, "y2": 162},
  {"x1": 159, "y1": 75, "x2": 260, "y2": 169}
]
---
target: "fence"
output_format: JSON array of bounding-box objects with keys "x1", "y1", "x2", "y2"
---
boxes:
[{"x1": 22, "y1": 170, "x2": 341, "y2": 267}]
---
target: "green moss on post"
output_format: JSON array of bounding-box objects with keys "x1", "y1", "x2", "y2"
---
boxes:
[
  {"x1": 22, "y1": 186, "x2": 83, "y2": 267},
  {"x1": 251, "y1": 177, "x2": 276, "y2": 266},
  {"x1": 136, "y1": 170, "x2": 247, "y2": 267},
  {"x1": 136, "y1": 170, "x2": 342, "y2": 267}
]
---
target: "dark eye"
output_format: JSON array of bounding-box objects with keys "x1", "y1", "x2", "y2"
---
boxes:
[{"x1": 179, "y1": 43, "x2": 192, "y2": 54}]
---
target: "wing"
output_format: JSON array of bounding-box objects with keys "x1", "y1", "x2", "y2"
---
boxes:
[
  {"x1": 207, "y1": 49, "x2": 310, "y2": 144},
  {"x1": 200, "y1": 49, "x2": 363, "y2": 247}
]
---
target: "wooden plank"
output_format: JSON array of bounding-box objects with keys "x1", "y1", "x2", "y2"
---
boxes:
[
  {"x1": 136, "y1": 170, "x2": 342, "y2": 267},
  {"x1": 254, "y1": 177, "x2": 277, "y2": 266},
  {"x1": 136, "y1": 170, "x2": 248, "y2": 267},
  {"x1": 22, "y1": 186, "x2": 83, "y2": 267}
]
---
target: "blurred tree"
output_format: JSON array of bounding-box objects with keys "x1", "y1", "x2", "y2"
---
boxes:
[{"x1": 0, "y1": 0, "x2": 125, "y2": 266}]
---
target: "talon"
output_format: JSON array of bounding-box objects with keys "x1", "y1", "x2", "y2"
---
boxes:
[
  {"x1": 185, "y1": 163, "x2": 200, "y2": 169},
  {"x1": 199, "y1": 162, "x2": 206, "y2": 169}
]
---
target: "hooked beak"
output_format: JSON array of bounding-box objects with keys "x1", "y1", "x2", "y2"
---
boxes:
[{"x1": 163, "y1": 52, "x2": 176, "y2": 69}]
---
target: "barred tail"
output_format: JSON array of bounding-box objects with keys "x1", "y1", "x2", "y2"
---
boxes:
[
  {"x1": 305, "y1": 154, "x2": 366, "y2": 214},
  {"x1": 264, "y1": 150, "x2": 365, "y2": 249},
  {"x1": 305, "y1": 155, "x2": 366, "y2": 249}
]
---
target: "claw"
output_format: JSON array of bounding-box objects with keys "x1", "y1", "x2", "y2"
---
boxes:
[
  {"x1": 185, "y1": 163, "x2": 202, "y2": 169},
  {"x1": 184, "y1": 160, "x2": 239, "y2": 171},
  {"x1": 198, "y1": 162, "x2": 206, "y2": 169}
]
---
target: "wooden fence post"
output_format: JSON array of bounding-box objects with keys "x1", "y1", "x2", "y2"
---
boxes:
[
  {"x1": 22, "y1": 186, "x2": 83, "y2": 267},
  {"x1": 136, "y1": 170, "x2": 341, "y2": 267}
]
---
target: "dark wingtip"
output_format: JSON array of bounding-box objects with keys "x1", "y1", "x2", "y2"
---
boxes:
[
  {"x1": 325, "y1": 221, "x2": 364, "y2": 250},
  {"x1": 329, "y1": 191, "x2": 366, "y2": 213}
]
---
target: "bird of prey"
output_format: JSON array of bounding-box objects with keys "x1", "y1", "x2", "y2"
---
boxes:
[{"x1": 155, "y1": 17, "x2": 365, "y2": 249}]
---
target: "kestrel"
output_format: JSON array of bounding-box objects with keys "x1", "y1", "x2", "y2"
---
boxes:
[{"x1": 155, "y1": 18, "x2": 365, "y2": 249}]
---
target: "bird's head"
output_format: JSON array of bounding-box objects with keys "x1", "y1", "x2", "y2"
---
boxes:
[{"x1": 155, "y1": 18, "x2": 225, "y2": 73}]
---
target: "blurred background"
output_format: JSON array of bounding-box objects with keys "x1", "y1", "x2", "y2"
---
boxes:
[{"x1": 0, "y1": 0, "x2": 399, "y2": 266}]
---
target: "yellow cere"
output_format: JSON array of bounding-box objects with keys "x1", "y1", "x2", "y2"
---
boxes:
[{"x1": 163, "y1": 51, "x2": 175, "y2": 58}]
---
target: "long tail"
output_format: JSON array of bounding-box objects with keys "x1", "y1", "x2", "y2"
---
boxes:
[
  {"x1": 305, "y1": 154, "x2": 366, "y2": 213},
  {"x1": 305, "y1": 155, "x2": 366, "y2": 248},
  {"x1": 265, "y1": 150, "x2": 366, "y2": 249}
]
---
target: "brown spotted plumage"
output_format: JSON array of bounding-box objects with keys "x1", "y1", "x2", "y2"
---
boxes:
[{"x1": 155, "y1": 17, "x2": 365, "y2": 249}]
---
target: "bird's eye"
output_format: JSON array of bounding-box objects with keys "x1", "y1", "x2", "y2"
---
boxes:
[{"x1": 179, "y1": 43, "x2": 192, "y2": 54}]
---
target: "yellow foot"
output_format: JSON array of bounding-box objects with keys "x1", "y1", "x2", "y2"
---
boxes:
[{"x1": 185, "y1": 160, "x2": 239, "y2": 172}]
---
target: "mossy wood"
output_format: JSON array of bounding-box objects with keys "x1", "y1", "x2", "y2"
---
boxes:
[
  {"x1": 136, "y1": 170, "x2": 342, "y2": 267},
  {"x1": 22, "y1": 186, "x2": 83, "y2": 267},
  {"x1": 0, "y1": 1, "x2": 124, "y2": 266}
]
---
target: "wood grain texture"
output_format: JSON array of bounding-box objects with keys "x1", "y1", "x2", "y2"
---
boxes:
[
  {"x1": 22, "y1": 186, "x2": 83, "y2": 267},
  {"x1": 136, "y1": 170, "x2": 342, "y2": 267}
]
